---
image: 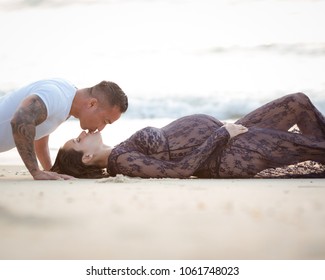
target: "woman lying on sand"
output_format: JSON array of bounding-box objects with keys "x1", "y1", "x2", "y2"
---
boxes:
[{"x1": 51, "y1": 93, "x2": 325, "y2": 179}]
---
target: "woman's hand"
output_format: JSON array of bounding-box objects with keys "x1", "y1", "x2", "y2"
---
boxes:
[{"x1": 222, "y1": 123, "x2": 248, "y2": 139}]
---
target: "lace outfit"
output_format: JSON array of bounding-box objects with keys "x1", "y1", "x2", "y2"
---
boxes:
[{"x1": 107, "y1": 93, "x2": 325, "y2": 178}]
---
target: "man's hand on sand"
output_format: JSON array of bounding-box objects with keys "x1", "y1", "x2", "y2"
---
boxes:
[{"x1": 32, "y1": 170, "x2": 74, "y2": 180}]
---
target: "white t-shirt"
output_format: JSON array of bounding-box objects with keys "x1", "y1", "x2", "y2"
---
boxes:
[{"x1": 0, "y1": 78, "x2": 77, "y2": 152}]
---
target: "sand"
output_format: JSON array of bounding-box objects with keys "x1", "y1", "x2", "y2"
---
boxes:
[{"x1": 0, "y1": 165, "x2": 325, "y2": 260}]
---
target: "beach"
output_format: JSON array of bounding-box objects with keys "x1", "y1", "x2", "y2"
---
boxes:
[
  {"x1": 1, "y1": 164, "x2": 325, "y2": 260},
  {"x1": 1, "y1": 0, "x2": 325, "y2": 262}
]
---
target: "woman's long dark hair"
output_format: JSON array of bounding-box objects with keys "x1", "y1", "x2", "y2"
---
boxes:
[{"x1": 50, "y1": 148, "x2": 108, "y2": 179}]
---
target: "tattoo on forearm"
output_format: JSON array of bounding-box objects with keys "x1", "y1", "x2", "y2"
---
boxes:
[{"x1": 11, "y1": 95, "x2": 47, "y2": 174}]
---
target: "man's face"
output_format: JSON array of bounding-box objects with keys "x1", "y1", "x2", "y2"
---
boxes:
[{"x1": 79, "y1": 103, "x2": 121, "y2": 133}]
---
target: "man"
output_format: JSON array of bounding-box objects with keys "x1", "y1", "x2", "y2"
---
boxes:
[{"x1": 0, "y1": 78, "x2": 128, "y2": 180}]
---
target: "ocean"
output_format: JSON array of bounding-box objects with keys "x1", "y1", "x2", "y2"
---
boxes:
[{"x1": 1, "y1": 0, "x2": 325, "y2": 164}]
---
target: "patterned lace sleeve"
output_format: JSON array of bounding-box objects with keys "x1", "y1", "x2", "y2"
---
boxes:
[{"x1": 109, "y1": 126, "x2": 230, "y2": 178}]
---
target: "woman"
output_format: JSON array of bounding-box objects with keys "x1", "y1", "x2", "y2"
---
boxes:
[{"x1": 51, "y1": 93, "x2": 325, "y2": 179}]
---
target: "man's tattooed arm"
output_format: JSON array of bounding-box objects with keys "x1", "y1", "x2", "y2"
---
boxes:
[
  {"x1": 10, "y1": 95, "x2": 73, "y2": 180},
  {"x1": 10, "y1": 95, "x2": 47, "y2": 178}
]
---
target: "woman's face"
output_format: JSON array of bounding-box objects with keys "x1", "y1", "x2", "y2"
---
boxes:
[{"x1": 63, "y1": 131, "x2": 104, "y2": 155}]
